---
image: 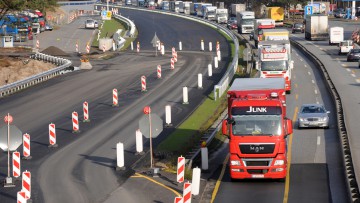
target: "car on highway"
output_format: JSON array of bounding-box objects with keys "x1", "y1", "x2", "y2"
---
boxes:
[
  {"x1": 333, "y1": 8, "x2": 346, "y2": 18},
  {"x1": 227, "y1": 17, "x2": 236, "y2": 27},
  {"x1": 339, "y1": 40, "x2": 354, "y2": 55},
  {"x1": 228, "y1": 21, "x2": 237, "y2": 30},
  {"x1": 347, "y1": 49, "x2": 360, "y2": 62},
  {"x1": 292, "y1": 22, "x2": 304, "y2": 33},
  {"x1": 85, "y1": 19, "x2": 96, "y2": 29},
  {"x1": 45, "y1": 23, "x2": 53, "y2": 31},
  {"x1": 298, "y1": 104, "x2": 330, "y2": 129}
]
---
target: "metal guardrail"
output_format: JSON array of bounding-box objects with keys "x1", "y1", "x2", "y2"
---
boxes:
[
  {"x1": 291, "y1": 40, "x2": 359, "y2": 203},
  {"x1": 0, "y1": 53, "x2": 72, "y2": 98},
  {"x1": 112, "y1": 13, "x2": 136, "y2": 37}
]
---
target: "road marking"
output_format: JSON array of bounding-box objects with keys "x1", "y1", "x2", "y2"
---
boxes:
[
  {"x1": 132, "y1": 173, "x2": 181, "y2": 197},
  {"x1": 314, "y1": 89, "x2": 318, "y2": 94},
  {"x1": 351, "y1": 74, "x2": 356, "y2": 77},
  {"x1": 304, "y1": 64, "x2": 307, "y2": 68},
  {"x1": 346, "y1": 68, "x2": 351, "y2": 72},
  {"x1": 317, "y1": 136, "x2": 321, "y2": 145},
  {"x1": 342, "y1": 64, "x2": 347, "y2": 67},
  {"x1": 312, "y1": 80, "x2": 315, "y2": 84},
  {"x1": 319, "y1": 48, "x2": 324, "y2": 51},
  {"x1": 295, "y1": 94, "x2": 298, "y2": 100},
  {"x1": 211, "y1": 153, "x2": 230, "y2": 203},
  {"x1": 283, "y1": 106, "x2": 298, "y2": 203},
  {"x1": 308, "y1": 71, "x2": 311, "y2": 75},
  {"x1": 314, "y1": 45, "x2": 319, "y2": 47},
  {"x1": 300, "y1": 58, "x2": 303, "y2": 62},
  {"x1": 296, "y1": 53, "x2": 299, "y2": 57}
]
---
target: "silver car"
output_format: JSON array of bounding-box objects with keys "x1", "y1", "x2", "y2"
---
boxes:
[{"x1": 298, "y1": 104, "x2": 330, "y2": 129}]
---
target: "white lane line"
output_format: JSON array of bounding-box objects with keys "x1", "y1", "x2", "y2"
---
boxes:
[
  {"x1": 312, "y1": 80, "x2": 315, "y2": 84},
  {"x1": 314, "y1": 89, "x2": 318, "y2": 94},
  {"x1": 315, "y1": 45, "x2": 319, "y2": 47},
  {"x1": 317, "y1": 136, "x2": 321, "y2": 145},
  {"x1": 304, "y1": 64, "x2": 307, "y2": 68},
  {"x1": 342, "y1": 64, "x2": 347, "y2": 67},
  {"x1": 316, "y1": 98, "x2": 319, "y2": 104},
  {"x1": 351, "y1": 74, "x2": 356, "y2": 77},
  {"x1": 346, "y1": 68, "x2": 351, "y2": 72},
  {"x1": 320, "y1": 48, "x2": 324, "y2": 51},
  {"x1": 308, "y1": 71, "x2": 311, "y2": 75},
  {"x1": 296, "y1": 53, "x2": 299, "y2": 57},
  {"x1": 300, "y1": 58, "x2": 303, "y2": 62}
]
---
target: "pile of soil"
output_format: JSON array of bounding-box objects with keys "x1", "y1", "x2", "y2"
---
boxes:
[
  {"x1": 0, "y1": 47, "x2": 57, "y2": 86},
  {"x1": 41, "y1": 46, "x2": 69, "y2": 56}
]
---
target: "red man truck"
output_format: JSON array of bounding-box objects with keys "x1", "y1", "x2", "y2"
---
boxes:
[{"x1": 222, "y1": 78, "x2": 293, "y2": 180}]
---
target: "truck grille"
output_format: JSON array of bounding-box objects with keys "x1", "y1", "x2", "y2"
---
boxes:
[
  {"x1": 239, "y1": 144, "x2": 275, "y2": 154},
  {"x1": 247, "y1": 169, "x2": 268, "y2": 174},
  {"x1": 245, "y1": 160, "x2": 270, "y2": 166}
]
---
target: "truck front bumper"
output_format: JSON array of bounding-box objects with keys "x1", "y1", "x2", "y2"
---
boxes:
[{"x1": 230, "y1": 166, "x2": 287, "y2": 179}]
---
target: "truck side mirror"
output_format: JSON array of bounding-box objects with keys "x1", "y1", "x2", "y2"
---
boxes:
[
  {"x1": 286, "y1": 118, "x2": 293, "y2": 136},
  {"x1": 222, "y1": 120, "x2": 229, "y2": 136}
]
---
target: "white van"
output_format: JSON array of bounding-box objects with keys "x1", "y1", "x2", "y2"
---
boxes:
[
  {"x1": 329, "y1": 27, "x2": 344, "y2": 45},
  {"x1": 339, "y1": 40, "x2": 354, "y2": 55}
]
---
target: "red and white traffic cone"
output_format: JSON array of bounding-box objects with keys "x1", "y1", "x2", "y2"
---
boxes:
[
  {"x1": 12, "y1": 151, "x2": 21, "y2": 178},
  {"x1": 113, "y1": 88, "x2": 119, "y2": 107},
  {"x1": 157, "y1": 65, "x2": 161, "y2": 79},
  {"x1": 22, "y1": 133, "x2": 32, "y2": 160},
  {"x1": 48, "y1": 123, "x2": 58, "y2": 147},
  {"x1": 76, "y1": 41, "x2": 79, "y2": 53},
  {"x1": 141, "y1": 76, "x2": 147, "y2": 91},
  {"x1": 72, "y1": 111, "x2": 80, "y2": 133},
  {"x1": 17, "y1": 191, "x2": 27, "y2": 203},
  {"x1": 83, "y1": 101, "x2": 90, "y2": 122},
  {"x1": 86, "y1": 43, "x2": 90, "y2": 54},
  {"x1": 137, "y1": 42, "x2": 140, "y2": 53},
  {"x1": 22, "y1": 170, "x2": 31, "y2": 200},
  {"x1": 182, "y1": 182, "x2": 192, "y2": 203},
  {"x1": 173, "y1": 52, "x2": 178, "y2": 63},
  {"x1": 177, "y1": 156, "x2": 185, "y2": 183},
  {"x1": 170, "y1": 58, "x2": 175, "y2": 70},
  {"x1": 36, "y1": 40, "x2": 39, "y2": 49}
]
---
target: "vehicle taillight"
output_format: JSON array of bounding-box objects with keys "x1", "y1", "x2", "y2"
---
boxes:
[
  {"x1": 262, "y1": 71, "x2": 267, "y2": 74},
  {"x1": 282, "y1": 71, "x2": 286, "y2": 74}
]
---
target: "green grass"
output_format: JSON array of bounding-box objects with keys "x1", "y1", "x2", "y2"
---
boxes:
[{"x1": 92, "y1": 19, "x2": 125, "y2": 47}]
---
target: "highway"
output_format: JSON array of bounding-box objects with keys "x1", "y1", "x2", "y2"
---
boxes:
[{"x1": 0, "y1": 8, "x2": 230, "y2": 202}]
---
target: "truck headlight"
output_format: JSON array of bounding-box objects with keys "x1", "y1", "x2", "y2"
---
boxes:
[
  {"x1": 274, "y1": 160, "x2": 284, "y2": 166},
  {"x1": 230, "y1": 160, "x2": 241, "y2": 166}
]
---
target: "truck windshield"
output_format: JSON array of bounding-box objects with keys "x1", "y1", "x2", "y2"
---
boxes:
[
  {"x1": 232, "y1": 115, "x2": 282, "y2": 136},
  {"x1": 218, "y1": 13, "x2": 227, "y2": 17},
  {"x1": 261, "y1": 60, "x2": 288, "y2": 71},
  {"x1": 241, "y1": 19, "x2": 254, "y2": 25}
]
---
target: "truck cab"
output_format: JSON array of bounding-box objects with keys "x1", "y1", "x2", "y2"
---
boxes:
[{"x1": 254, "y1": 19, "x2": 275, "y2": 48}]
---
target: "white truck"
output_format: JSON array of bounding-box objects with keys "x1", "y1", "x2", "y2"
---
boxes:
[
  {"x1": 190, "y1": 2, "x2": 202, "y2": 16},
  {"x1": 179, "y1": 1, "x2": 191, "y2": 14},
  {"x1": 253, "y1": 18, "x2": 275, "y2": 48},
  {"x1": 231, "y1": 3, "x2": 246, "y2": 16},
  {"x1": 204, "y1": 6, "x2": 217, "y2": 20},
  {"x1": 216, "y1": 8, "x2": 228, "y2": 24},
  {"x1": 305, "y1": 14, "x2": 329, "y2": 41},
  {"x1": 198, "y1": 3, "x2": 212, "y2": 17},
  {"x1": 256, "y1": 40, "x2": 294, "y2": 93},
  {"x1": 329, "y1": 27, "x2": 344, "y2": 45},
  {"x1": 236, "y1": 11, "x2": 255, "y2": 34}
]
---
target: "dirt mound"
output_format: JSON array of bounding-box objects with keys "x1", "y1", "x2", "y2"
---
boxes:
[{"x1": 41, "y1": 46, "x2": 69, "y2": 56}]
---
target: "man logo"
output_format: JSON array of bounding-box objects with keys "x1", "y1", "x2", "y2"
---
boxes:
[{"x1": 250, "y1": 145, "x2": 265, "y2": 153}]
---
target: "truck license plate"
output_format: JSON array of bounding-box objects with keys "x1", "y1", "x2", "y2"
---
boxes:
[{"x1": 252, "y1": 174, "x2": 264, "y2": 178}]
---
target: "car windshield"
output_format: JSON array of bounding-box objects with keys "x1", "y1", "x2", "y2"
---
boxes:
[
  {"x1": 232, "y1": 115, "x2": 282, "y2": 136},
  {"x1": 261, "y1": 60, "x2": 288, "y2": 71},
  {"x1": 86, "y1": 20, "x2": 94, "y2": 24},
  {"x1": 341, "y1": 41, "x2": 353, "y2": 46},
  {"x1": 301, "y1": 106, "x2": 326, "y2": 113},
  {"x1": 294, "y1": 23, "x2": 303, "y2": 28}
]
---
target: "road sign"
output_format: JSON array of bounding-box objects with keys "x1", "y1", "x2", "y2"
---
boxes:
[
  {"x1": 151, "y1": 33, "x2": 160, "y2": 48},
  {"x1": 4, "y1": 115, "x2": 13, "y2": 124},
  {"x1": 0, "y1": 125, "x2": 23, "y2": 151},
  {"x1": 139, "y1": 113, "x2": 163, "y2": 138}
]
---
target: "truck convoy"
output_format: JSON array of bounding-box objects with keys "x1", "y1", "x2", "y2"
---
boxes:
[
  {"x1": 256, "y1": 40, "x2": 294, "y2": 94},
  {"x1": 329, "y1": 27, "x2": 344, "y2": 45},
  {"x1": 204, "y1": 6, "x2": 217, "y2": 21},
  {"x1": 222, "y1": 78, "x2": 293, "y2": 180},
  {"x1": 253, "y1": 18, "x2": 276, "y2": 48},
  {"x1": 215, "y1": 8, "x2": 228, "y2": 24},
  {"x1": 236, "y1": 11, "x2": 255, "y2": 34},
  {"x1": 198, "y1": 3, "x2": 212, "y2": 17},
  {"x1": 305, "y1": 14, "x2": 329, "y2": 41},
  {"x1": 265, "y1": 7, "x2": 284, "y2": 26},
  {"x1": 179, "y1": 1, "x2": 191, "y2": 14},
  {"x1": 231, "y1": 3, "x2": 246, "y2": 16},
  {"x1": 261, "y1": 29, "x2": 289, "y2": 41}
]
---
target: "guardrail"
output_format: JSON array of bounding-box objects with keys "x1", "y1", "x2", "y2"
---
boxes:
[
  {"x1": 112, "y1": 13, "x2": 136, "y2": 37},
  {"x1": 0, "y1": 53, "x2": 72, "y2": 98},
  {"x1": 291, "y1": 40, "x2": 360, "y2": 203}
]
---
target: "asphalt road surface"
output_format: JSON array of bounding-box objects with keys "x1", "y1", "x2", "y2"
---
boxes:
[{"x1": 0, "y1": 8, "x2": 230, "y2": 202}]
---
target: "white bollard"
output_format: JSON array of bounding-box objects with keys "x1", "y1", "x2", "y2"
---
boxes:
[
  {"x1": 183, "y1": 86, "x2": 189, "y2": 104},
  {"x1": 131, "y1": 41, "x2": 134, "y2": 51},
  {"x1": 217, "y1": 51, "x2": 221, "y2": 61},
  {"x1": 113, "y1": 42, "x2": 116, "y2": 51},
  {"x1": 179, "y1": 41, "x2": 182, "y2": 51},
  {"x1": 214, "y1": 57, "x2": 218, "y2": 68},
  {"x1": 201, "y1": 147, "x2": 209, "y2": 170},
  {"x1": 198, "y1": 73, "x2": 203, "y2": 89},
  {"x1": 209, "y1": 42, "x2": 212, "y2": 52},
  {"x1": 208, "y1": 64, "x2": 212, "y2": 77},
  {"x1": 165, "y1": 105, "x2": 172, "y2": 126},
  {"x1": 116, "y1": 142, "x2": 125, "y2": 170},
  {"x1": 135, "y1": 129, "x2": 143, "y2": 155},
  {"x1": 200, "y1": 40, "x2": 204, "y2": 51},
  {"x1": 191, "y1": 167, "x2": 201, "y2": 196},
  {"x1": 161, "y1": 44, "x2": 165, "y2": 55}
]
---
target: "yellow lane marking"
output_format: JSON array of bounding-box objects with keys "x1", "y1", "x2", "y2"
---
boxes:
[
  {"x1": 283, "y1": 106, "x2": 298, "y2": 203},
  {"x1": 295, "y1": 94, "x2": 298, "y2": 100},
  {"x1": 132, "y1": 172, "x2": 181, "y2": 197},
  {"x1": 211, "y1": 153, "x2": 230, "y2": 203}
]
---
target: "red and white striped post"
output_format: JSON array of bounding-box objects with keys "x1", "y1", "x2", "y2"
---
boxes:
[
  {"x1": 112, "y1": 88, "x2": 119, "y2": 107},
  {"x1": 157, "y1": 65, "x2": 162, "y2": 79},
  {"x1": 17, "y1": 191, "x2": 27, "y2": 203},
  {"x1": 76, "y1": 41, "x2": 79, "y2": 52},
  {"x1": 72, "y1": 111, "x2": 80, "y2": 133},
  {"x1": 141, "y1": 76, "x2": 147, "y2": 92},
  {"x1": 12, "y1": 151, "x2": 20, "y2": 178},
  {"x1": 173, "y1": 52, "x2": 178, "y2": 63},
  {"x1": 83, "y1": 101, "x2": 90, "y2": 122},
  {"x1": 177, "y1": 156, "x2": 185, "y2": 183},
  {"x1": 22, "y1": 170, "x2": 31, "y2": 200},
  {"x1": 183, "y1": 182, "x2": 192, "y2": 203},
  {"x1": 172, "y1": 47, "x2": 176, "y2": 56},
  {"x1": 36, "y1": 40, "x2": 39, "y2": 49},
  {"x1": 170, "y1": 58, "x2": 175, "y2": 70},
  {"x1": 174, "y1": 196, "x2": 183, "y2": 203},
  {"x1": 48, "y1": 123, "x2": 58, "y2": 147},
  {"x1": 216, "y1": 41, "x2": 220, "y2": 52},
  {"x1": 86, "y1": 43, "x2": 90, "y2": 54},
  {"x1": 137, "y1": 42, "x2": 140, "y2": 53},
  {"x1": 22, "y1": 133, "x2": 32, "y2": 159}
]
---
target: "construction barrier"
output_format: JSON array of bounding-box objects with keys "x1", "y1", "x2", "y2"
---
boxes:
[
  {"x1": 135, "y1": 129, "x2": 143, "y2": 155},
  {"x1": 170, "y1": 58, "x2": 175, "y2": 70},
  {"x1": 137, "y1": 42, "x2": 140, "y2": 53},
  {"x1": 191, "y1": 167, "x2": 201, "y2": 195},
  {"x1": 22, "y1": 133, "x2": 31, "y2": 159},
  {"x1": 141, "y1": 76, "x2": 146, "y2": 91},
  {"x1": 72, "y1": 111, "x2": 79, "y2": 133},
  {"x1": 17, "y1": 191, "x2": 27, "y2": 203},
  {"x1": 165, "y1": 105, "x2": 172, "y2": 126},
  {"x1": 113, "y1": 88, "x2": 119, "y2": 107},
  {"x1": 200, "y1": 39, "x2": 204, "y2": 51},
  {"x1": 198, "y1": 73, "x2": 203, "y2": 89},
  {"x1": 182, "y1": 87, "x2": 189, "y2": 104},
  {"x1": 22, "y1": 170, "x2": 31, "y2": 199},
  {"x1": 182, "y1": 182, "x2": 192, "y2": 203},
  {"x1": 48, "y1": 123, "x2": 57, "y2": 147},
  {"x1": 177, "y1": 156, "x2": 185, "y2": 183},
  {"x1": 157, "y1": 65, "x2": 161, "y2": 79},
  {"x1": 83, "y1": 101, "x2": 90, "y2": 122},
  {"x1": 12, "y1": 151, "x2": 21, "y2": 178},
  {"x1": 116, "y1": 142, "x2": 125, "y2": 170}
]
